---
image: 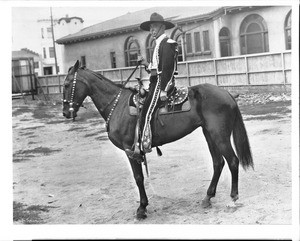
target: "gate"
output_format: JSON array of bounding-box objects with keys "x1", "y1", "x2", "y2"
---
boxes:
[{"x1": 12, "y1": 57, "x2": 37, "y2": 99}]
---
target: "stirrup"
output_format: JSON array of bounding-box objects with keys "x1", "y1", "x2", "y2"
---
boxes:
[{"x1": 125, "y1": 149, "x2": 144, "y2": 164}]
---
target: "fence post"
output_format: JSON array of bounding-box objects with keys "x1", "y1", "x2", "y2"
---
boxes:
[
  {"x1": 244, "y1": 56, "x2": 250, "y2": 85},
  {"x1": 119, "y1": 69, "x2": 123, "y2": 84},
  {"x1": 58, "y1": 75, "x2": 61, "y2": 93},
  {"x1": 213, "y1": 59, "x2": 218, "y2": 86},
  {"x1": 139, "y1": 66, "x2": 142, "y2": 81},
  {"x1": 46, "y1": 76, "x2": 49, "y2": 95},
  {"x1": 281, "y1": 52, "x2": 286, "y2": 85},
  {"x1": 186, "y1": 62, "x2": 191, "y2": 86},
  {"x1": 28, "y1": 58, "x2": 35, "y2": 100}
]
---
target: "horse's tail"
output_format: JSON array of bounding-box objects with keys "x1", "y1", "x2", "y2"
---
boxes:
[{"x1": 232, "y1": 106, "x2": 254, "y2": 170}]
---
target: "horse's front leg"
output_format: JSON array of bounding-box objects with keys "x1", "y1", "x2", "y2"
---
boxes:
[{"x1": 127, "y1": 153, "x2": 148, "y2": 219}]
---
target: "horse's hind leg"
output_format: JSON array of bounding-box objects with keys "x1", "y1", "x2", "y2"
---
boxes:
[
  {"x1": 127, "y1": 156, "x2": 148, "y2": 219},
  {"x1": 219, "y1": 141, "x2": 240, "y2": 203},
  {"x1": 201, "y1": 128, "x2": 225, "y2": 208},
  {"x1": 205, "y1": 128, "x2": 240, "y2": 205}
]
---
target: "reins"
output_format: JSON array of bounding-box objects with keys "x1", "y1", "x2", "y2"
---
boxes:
[{"x1": 105, "y1": 62, "x2": 141, "y2": 132}]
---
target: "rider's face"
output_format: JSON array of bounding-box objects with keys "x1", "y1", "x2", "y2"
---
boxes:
[{"x1": 149, "y1": 23, "x2": 165, "y2": 39}]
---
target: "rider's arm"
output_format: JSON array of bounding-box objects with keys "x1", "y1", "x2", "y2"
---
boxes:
[{"x1": 159, "y1": 40, "x2": 178, "y2": 93}]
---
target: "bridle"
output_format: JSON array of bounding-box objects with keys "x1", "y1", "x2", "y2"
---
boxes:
[
  {"x1": 63, "y1": 72, "x2": 82, "y2": 119},
  {"x1": 64, "y1": 63, "x2": 140, "y2": 130},
  {"x1": 63, "y1": 70, "x2": 123, "y2": 129}
]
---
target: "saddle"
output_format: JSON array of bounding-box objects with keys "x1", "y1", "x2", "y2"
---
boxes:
[{"x1": 129, "y1": 87, "x2": 191, "y2": 116}]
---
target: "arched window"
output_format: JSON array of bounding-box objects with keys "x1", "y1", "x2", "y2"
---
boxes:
[
  {"x1": 145, "y1": 34, "x2": 156, "y2": 63},
  {"x1": 219, "y1": 27, "x2": 231, "y2": 57},
  {"x1": 124, "y1": 36, "x2": 140, "y2": 67},
  {"x1": 284, "y1": 10, "x2": 292, "y2": 50},
  {"x1": 240, "y1": 14, "x2": 269, "y2": 55},
  {"x1": 171, "y1": 28, "x2": 183, "y2": 62}
]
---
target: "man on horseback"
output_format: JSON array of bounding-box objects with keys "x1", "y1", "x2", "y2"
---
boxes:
[{"x1": 126, "y1": 12, "x2": 179, "y2": 160}]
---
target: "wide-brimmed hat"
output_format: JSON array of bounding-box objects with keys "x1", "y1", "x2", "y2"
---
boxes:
[{"x1": 140, "y1": 12, "x2": 175, "y2": 31}]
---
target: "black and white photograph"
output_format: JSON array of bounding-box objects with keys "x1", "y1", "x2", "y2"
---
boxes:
[{"x1": 1, "y1": 0, "x2": 299, "y2": 240}]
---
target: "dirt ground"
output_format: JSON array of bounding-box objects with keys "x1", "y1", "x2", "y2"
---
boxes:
[{"x1": 12, "y1": 92, "x2": 292, "y2": 226}]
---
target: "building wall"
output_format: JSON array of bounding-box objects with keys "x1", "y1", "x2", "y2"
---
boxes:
[
  {"x1": 62, "y1": 23, "x2": 216, "y2": 73},
  {"x1": 60, "y1": 6, "x2": 292, "y2": 74},
  {"x1": 33, "y1": 55, "x2": 43, "y2": 76},
  {"x1": 177, "y1": 21, "x2": 216, "y2": 61},
  {"x1": 38, "y1": 19, "x2": 58, "y2": 75},
  {"x1": 224, "y1": 6, "x2": 291, "y2": 56},
  {"x1": 38, "y1": 18, "x2": 83, "y2": 75},
  {"x1": 56, "y1": 18, "x2": 83, "y2": 73},
  {"x1": 258, "y1": 6, "x2": 291, "y2": 52}
]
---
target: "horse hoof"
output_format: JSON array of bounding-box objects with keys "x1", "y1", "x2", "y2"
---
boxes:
[
  {"x1": 201, "y1": 199, "x2": 212, "y2": 208},
  {"x1": 136, "y1": 207, "x2": 147, "y2": 220},
  {"x1": 231, "y1": 194, "x2": 239, "y2": 202},
  {"x1": 136, "y1": 212, "x2": 147, "y2": 220}
]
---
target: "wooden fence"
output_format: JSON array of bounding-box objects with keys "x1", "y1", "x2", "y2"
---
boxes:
[{"x1": 37, "y1": 51, "x2": 291, "y2": 95}]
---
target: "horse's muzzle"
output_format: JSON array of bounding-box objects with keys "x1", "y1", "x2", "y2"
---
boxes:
[{"x1": 63, "y1": 110, "x2": 77, "y2": 119}]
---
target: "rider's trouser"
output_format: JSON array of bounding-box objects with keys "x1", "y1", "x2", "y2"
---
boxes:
[{"x1": 139, "y1": 75, "x2": 161, "y2": 153}]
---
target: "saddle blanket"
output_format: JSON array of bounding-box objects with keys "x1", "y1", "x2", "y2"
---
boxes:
[{"x1": 129, "y1": 86, "x2": 191, "y2": 115}]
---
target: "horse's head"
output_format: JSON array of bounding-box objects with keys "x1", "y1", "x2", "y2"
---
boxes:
[{"x1": 62, "y1": 60, "x2": 90, "y2": 120}]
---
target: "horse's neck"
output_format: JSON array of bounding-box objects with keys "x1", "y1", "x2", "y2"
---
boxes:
[{"x1": 88, "y1": 74, "x2": 121, "y2": 120}]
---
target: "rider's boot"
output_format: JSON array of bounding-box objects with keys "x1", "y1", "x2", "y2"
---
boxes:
[{"x1": 125, "y1": 120, "x2": 144, "y2": 163}]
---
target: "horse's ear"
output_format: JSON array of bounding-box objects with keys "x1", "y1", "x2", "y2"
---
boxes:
[{"x1": 74, "y1": 60, "x2": 80, "y2": 71}]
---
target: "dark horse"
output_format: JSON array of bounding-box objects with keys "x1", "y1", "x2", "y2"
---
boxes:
[{"x1": 62, "y1": 60, "x2": 253, "y2": 219}]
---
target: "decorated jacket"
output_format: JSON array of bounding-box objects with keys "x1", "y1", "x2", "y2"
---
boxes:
[{"x1": 148, "y1": 36, "x2": 178, "y2": 92}]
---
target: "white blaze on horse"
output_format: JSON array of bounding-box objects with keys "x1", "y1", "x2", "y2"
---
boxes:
[{"x1": 63, "y1": 60, "x2": 253, "y2": 220}]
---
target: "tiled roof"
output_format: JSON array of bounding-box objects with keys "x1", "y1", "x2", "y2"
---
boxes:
[
  {"x1": 56, "y1": 6, "x2": 223, "y2": 44},
  {"x1": 12, "y1": 48, "x2": 40, "y2": 59}
]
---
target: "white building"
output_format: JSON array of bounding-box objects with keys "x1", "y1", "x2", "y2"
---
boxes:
[
  {"x1": 37, "y1": 15, "x2": 84, "y2": 75},
  {"x1": 56, "y1": 6, "x2": 292, "y2": 73}
]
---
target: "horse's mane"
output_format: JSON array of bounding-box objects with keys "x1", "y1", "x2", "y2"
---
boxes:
[
  {"x1": 80, "y1": 67, "x2": 135, "y2": 90},
  {"x1": 80, "y1": 67, "x2": 116, "y2": 84}
]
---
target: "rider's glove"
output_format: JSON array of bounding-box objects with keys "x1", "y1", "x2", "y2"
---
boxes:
[{"x1": 160, "y1": 90, "x2": 167, "y2": 102}]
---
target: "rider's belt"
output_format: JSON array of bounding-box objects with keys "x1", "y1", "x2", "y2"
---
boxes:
[{"x1": 150, "y1": 69, "x2": 158, "y2": 76}]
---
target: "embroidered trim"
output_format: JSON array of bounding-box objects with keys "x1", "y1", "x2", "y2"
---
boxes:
[
  {"x1": 141, "y1": 80, "x2": 161, "y2": 148},
  {"x1": 167, "y1": 87, "x2": 188, "y2": 106},
  {"x1": 150, "y1": 34, "x2": 167, "y2": 71}
]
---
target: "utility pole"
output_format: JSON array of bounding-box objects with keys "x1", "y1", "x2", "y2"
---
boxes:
[{"x1": 50, "y1": 7, "x2": 59, "y2": 74}]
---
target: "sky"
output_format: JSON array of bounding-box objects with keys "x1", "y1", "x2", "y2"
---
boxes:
[
  {"x1": 11, "y1": 5, "x2": 150, "y2": 53},
  {"x1": 9, "y1": 0, "x2": 252, "y2": 54}
]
